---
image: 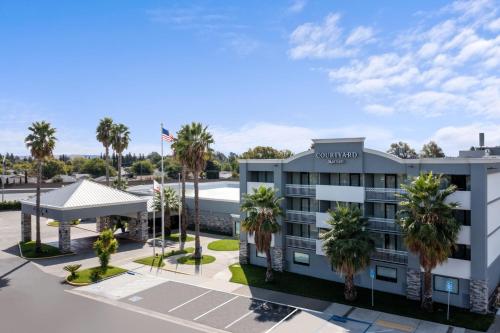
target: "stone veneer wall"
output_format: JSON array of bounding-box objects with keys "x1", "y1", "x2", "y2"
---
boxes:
[
  {"x1": 470, "y1": 279, "x2": 489, "y2": 313},
  {"x1": 406, "y1": 268, "x2": 421, "y2": 301},
  {"x1": 58, "y1": 220, "x2": 71, "y2": 253},
  {"x1": 186, "y1": 208, "x2": 233, "y2": 235},
  {"x1": 239, "y1": 240, "x2": 249, "y2": 264},
  {"x1": 128, "y1": 212, "x2": 148, "y2": 242},
  {"x1": 96, "y1": 216, "x2": 112, "y2": 233},
  {"x1": 21, "y1": 213, "x2": 31, "y2": 242},
  {"x1": 271, "y1": 247, "x2": 284, "y2": 272}
]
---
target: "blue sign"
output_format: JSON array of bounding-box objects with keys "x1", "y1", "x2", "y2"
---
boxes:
[
  {"x1": 447, "y1": 280, "x2": 454, "y2": 292},
  {"x1": 370, "y1": 268, "x2": 375, "y2": 279}
]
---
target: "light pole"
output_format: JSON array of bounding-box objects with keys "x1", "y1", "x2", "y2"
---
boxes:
[{"x1": 1, "y1": 154, "x2": 6, "y2": 203}]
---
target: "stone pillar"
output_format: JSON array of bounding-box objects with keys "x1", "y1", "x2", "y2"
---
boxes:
[
  {"x1": 96, "y1": 216, "x2": 111, "y2": 233},
  {"x1": 58, "y1": 220, "x2": 71, "y2": 253},
  {"x1": 21, "y1": 213, "x2": 31, "y2": 242},
  {"x1": 129, "y1": 212, "x2": 148, "y2": 242},
  {"x1": 470, "y1": 279, "x2": 488, "y2": 313},
  {"x1": 406, "y1": 268, "x2": 421, "y2": 301},
  {"x1": 271, "y1": 247, "x2": 284, "y2": 272},
  {"x1": 239, "y1": 240, "x2": 249, "y2": 264}
]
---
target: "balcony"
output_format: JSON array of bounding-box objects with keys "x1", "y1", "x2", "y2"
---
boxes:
[
  {"x1": 285, "y1": 235, "x2": 316, "y2": 250},
  {"x1": 366, "y1": 217, "x2": 401, "y2": 234},
  {"x1": 371, "y1": 248, "x2": 408, "y2": 265},
  {"x1": 316, "y1": 185, "x2": 365, "y2": 203},
  {"x1": 286, "y1": 210, "x2": 316, "y2": 224},
  {"x1": 285, "y1": 184, "x2": 316, "y2": 197},
  {"x1": 247, "y1": 181, "x2": 274, "y2": 194},
  {"x1": 365, "y1": 188, "x2": 405, "y2": 202}
]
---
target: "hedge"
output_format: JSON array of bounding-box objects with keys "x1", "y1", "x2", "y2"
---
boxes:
[{"x1": 0, "y1": 201, "x2": 21, "y2": 211}]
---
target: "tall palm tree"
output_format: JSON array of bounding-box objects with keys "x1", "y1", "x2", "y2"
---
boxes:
[
  {"x1": 153, "y1": 186, "x2": 180, "y2": 237},
  {"x1": 172, "y1": 127, "x2": 190, "y2": 242},
  {"x1": 241, "y1": 186, "x2": 283, "y2": 282},
  {"x1": 321, "y1": 203, "x2": 374, "y2": 301},
  {"x1": 173, "y1": 122, "x2": 213, "y2": 259},
  {"x1": 96, "y1": 117, "x2": 114, "y2": 186},
  {"x1": 110, "y1": 123, "x2": 130, "y2": 188},
  {"x1": 24, "y1": 121, "x2": 57, "y2": 253},
  {"x1": 397, "y1": 172, "x2": 460, "y2": 312}
]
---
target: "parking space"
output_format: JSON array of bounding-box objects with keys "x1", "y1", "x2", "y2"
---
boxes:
[{"x1": 123, "y1": 281, "x2": 299, "y2": 333}]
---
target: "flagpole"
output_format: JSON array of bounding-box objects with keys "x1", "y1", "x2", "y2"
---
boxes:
[
  {"x1": 152, "y1": 204, "x2": 156, "y2": 257},
  {"x1": 178, "y1": 172, "x2": 182, "y2": 249},
  {"x1": 160, "y1": 123, "x2": 165, "y2": 258}
]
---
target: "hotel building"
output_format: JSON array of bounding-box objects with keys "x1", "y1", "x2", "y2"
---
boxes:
[{"x1": 238, "y1": 136, "x2": 500, "y2": 313}]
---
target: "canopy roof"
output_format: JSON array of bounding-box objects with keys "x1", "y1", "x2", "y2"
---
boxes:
[{"x1": 21, "y1": 179, "x2": 148, "y2": 221}]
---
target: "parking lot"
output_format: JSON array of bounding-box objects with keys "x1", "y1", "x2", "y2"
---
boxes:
[{"x1": 123, "y1": 280, "x2": 300, "y2": 333}]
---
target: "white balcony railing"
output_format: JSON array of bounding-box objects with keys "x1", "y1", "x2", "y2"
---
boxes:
[
  {"x1": 285, "y1": 235, "x2": 316, "y2": 250},
  {"x1": 285, "y1": 184, "x2": 316, "y2": 197},
  {"x1": 371, "y1": 248, "x2": 408, "y2": 264},
  {"x1": 365, "y1": 188, "x2": 405, "y2": 202},
  {"x1": 286, "y1": 210, "x2": 316, "y2": 224},
  {"x1": 366, "y1": 217, "x2": 401, "y2": 233}
]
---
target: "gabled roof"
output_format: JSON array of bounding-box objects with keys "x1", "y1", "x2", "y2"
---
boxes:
[{"x1": 21, "y1": 179, "x2": 147, "y2": 210}]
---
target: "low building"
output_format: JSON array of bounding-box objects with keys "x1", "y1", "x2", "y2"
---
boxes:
[{"x1": 238, "y1": 136, "x2": 500, "y2": 313}]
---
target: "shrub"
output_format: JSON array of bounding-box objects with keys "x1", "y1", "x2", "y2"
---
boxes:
[
  {"x1": 63, "y1": 264, "x2": 82, "y2": 279},
  {"x1": 93, "y1": 229, "x2": 118, "y2": 273},
  {"x1": 0, "y1": 201, "x2": 21, "y2": 211}
]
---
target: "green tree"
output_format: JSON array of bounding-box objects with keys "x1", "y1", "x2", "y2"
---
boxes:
[
  {"x1": 172, "y1": 122, "x2": 213, "y2": 259},
  {"x1": 93, "y1": 229, "x2": 118, "y2": 273},
  {"x1": 131, "y1": 160, "x2": 154, "y2": 176},
  {"x1": 96, "y1": 117, "x2": 114, "y2": 186},
  {"x1": 164, "y1": 156, "x2": 182, "y2": 178},
  {"x1": 321, "y1": 204, "x2": 374, "y2": 301},
  {"x1": 81, "y1": 158, "x2": 117, "y2": 178},
  {"x1": 240, "y1": 146, "x2": 293, "y2": 159},
  {"x1": 387, "y1": 142, "x2": 418, "y2": 159},
  {"x1": 42, "y1": 158, "x2": 67, "y2": 179},
  {"x1": 69, "y1": 157, "x2": 88, "y2": 173},
  {"x1": 241, "y1": 186, "x2": 283, "y2": 282},
  {"x1": 420, "y1": 141, "x2": 445, "y2": 158},
  {"x1": 25, "y1": 121, "x2": 57, "y2": 253},
  {"x1": 153, "y1": 187, "x2": 180, "y2": 237},
  {"x1": 397, "y1": 172, "x2": 460, "y2": 311},
  {"x1": 110, "y1": 123, "x2": 130, "y2": 186}
]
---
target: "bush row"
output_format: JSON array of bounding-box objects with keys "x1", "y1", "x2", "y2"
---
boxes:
[{"x1": 0, "y1": 200, "x2": 21, "y2": 211}]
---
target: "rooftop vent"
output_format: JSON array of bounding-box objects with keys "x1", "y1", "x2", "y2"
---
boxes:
[{"x1": 479, "y1": 132, "x2": 485, "y2": 148}]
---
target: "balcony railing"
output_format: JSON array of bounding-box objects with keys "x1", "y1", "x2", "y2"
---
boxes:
[
  {"x1": 286, "y1": 210, "x2": 316, "y2": 224},
  {"x1": 371, "y1": 248, "x2": 408, "y2": 265},
  {"x1": 365, "y1": 188, "x2": 406, "y2": 202},
  {"x1": 285, "y1": 184, "x2": 316, "y2": 197},
  {"x1": 366, "y1": 217, "x2": 401, "y2": 234},
  {"x1": 285, "y1": 235, "x2": 316, "y2": 250}
]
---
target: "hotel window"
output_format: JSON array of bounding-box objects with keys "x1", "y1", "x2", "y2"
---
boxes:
[
  {"x1": 340, "y1": 173, "x2": 350, "y2": 186},
  {"x1": 385, "y1": 204, "x2": 397, "y2": 220},
  {"x1": 376, "y1": 266, "x2": 397, "y2": 283},
  {"x1": 453, "y1": 210, "x2": 471, "y2": 226},
  {"x1": 350, "y1": 174, "x2": 361, "y2": 186},
  {"x1": 450, "y1": 244, "x2": 471, "y2": 260},
  {"x1": 256, "y1": 250, "x2": 266, "y2": 258},
  {"x1": 287, "y1": 223, "x2": 312, "y2": 238},
  {"x1": 293, "y1": 252, "x2": 310, "y2": 266},
  {"x1": 385, "y1": 174, "x2": 397, "y2": 189},
  {"x1": 301, "y1": 172, "x2": 310, "y2": 185},
  {"x1": 330, "y1": 173, "x2": 340, "y2": 185},
  {"x1": 434, "y1": 275, "x2": 459, "y2": 294}
]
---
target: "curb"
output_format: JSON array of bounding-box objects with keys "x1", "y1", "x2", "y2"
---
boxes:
[{"x1": 65, "y1": 269, "x2": 129, "y2": 286}]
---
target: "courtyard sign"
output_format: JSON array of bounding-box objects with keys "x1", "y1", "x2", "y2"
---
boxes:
[{"x1": 315, "y1": 152, "x2": 359, "y2": 164}]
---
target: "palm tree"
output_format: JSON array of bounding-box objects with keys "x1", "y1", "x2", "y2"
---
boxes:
[
  {"x1": 24, "y1": 121, "x2": 57, "y2": 253},
  {"x1": 153, "y1": 186, "x2": 180, "y2": 237},
  {"x1": 321, "y1": 203, "x2": 374, "y2": 301},
  {"x1": 96, "y1": 117, "x2": 114, "y2": 186},
  {"x1": 172, "y1": 127, "x2": 190, "y2": 242},
  {"x1": 397, "y1": 172, "x2": 460, "y2": 312},
  {"x1": 110, "y1": 123, "x2": 130, "y2": 188},
  {"x1": 241, "y1": 186, "x2": 283, "y2": 282},
  {"x1": 172, "y1": 122, "x2": 213, "y2": 259}
]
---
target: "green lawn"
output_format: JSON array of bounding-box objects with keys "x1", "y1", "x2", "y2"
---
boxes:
[
  {"x1": 229, "y1": 264, "x2": 494, "y2": 332},
  {"x1": 207, "y1": 239, "x2": 239, "y2": 251},
  {"x1": 177, "y1": 254, "x2": 216, "y2": 265},
  {"x1": 19, "y1": 241, "x2": 63, "y2": 258},
  {"x1": 47, "y1": 220, "x2": 80, "y2": 227},
  {"x1": 134, "y1": 247, "x2": 194, "y2": 267},
  {"x1": 155, "y1": 233, "x2": 195, "y2": 243},
  {"x1": 67, "y1": 266, "x2": 127, "y2": 284}
]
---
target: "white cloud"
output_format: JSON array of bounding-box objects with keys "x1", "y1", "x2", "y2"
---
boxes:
[
  {"x1": 363, "y1": 104, "x2": 394, "y2": 115},
  {"x1": 345, "y1": 26, "x2": 374, "y2": 45},
  {"x1": 431, "y1": 122, "x2": 500, "y2": 155},
  {"x1": 441, "y1": 75, "x2": 480, "y2": 91},
  {"x1": 287, "y1": 0, "x2": 307, "y2": 14},
  {"x1": 288, "y1": 13, "x2": 375, "y2": 59},
  {"x1": 488, "y1": 17, "x2": 500, "y2": 31}
]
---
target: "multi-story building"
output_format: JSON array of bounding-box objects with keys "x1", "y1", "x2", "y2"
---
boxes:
[{"x1": 238, "y1": 136, "x2": 500, "y2": 313}]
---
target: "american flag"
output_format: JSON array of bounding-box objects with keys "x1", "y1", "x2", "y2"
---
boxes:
[
  {"x1": 153, "y1": 180, "x2": 161, "y2": 193},
  {"x1": 161, "y1": 128, "x2": 174, "y2": 142}
]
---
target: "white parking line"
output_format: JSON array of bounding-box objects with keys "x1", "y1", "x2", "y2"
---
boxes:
[
  {"x1": 224, "y1": 302, "x2": 267, "y2": 329},
  {"x1": 193, "y1": 295, "x2": 239, "y2": 321},
  {"x1": 264, "y1": 308, "x2": 299, "y2": 333},
  {"x1": 168, "y1": 290, "x2": 212, "y2": 313}
]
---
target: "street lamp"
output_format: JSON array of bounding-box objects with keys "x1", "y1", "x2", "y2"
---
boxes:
[{"x1": 1, "y1": 154, "x2": 6, "y2": 203}]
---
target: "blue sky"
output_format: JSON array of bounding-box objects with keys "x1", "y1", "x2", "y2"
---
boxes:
[{"x1": 1, "y1": 0, "x2": 499, "y2": 156}]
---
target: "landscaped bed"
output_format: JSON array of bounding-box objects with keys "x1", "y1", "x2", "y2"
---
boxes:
[
  {"x1": 66, "y1": 266, "x2": 127, "y2": 285},
  {"x1": 207, "y1": 239, "x2": 239, "y2": 251},
  {"x1": 228, "y1": 263, "x2": 495, "y2": 332},
  {"x1": 177, "y1": 254, "x2": 216, "y2": 265},
  {"x1": 19, "y1": 241, "x2": 63, "y2": 258},
  {"x1": 47, "y1": 219, "x2": 80, "y2": 227},
  {"x1": 154, "y1": 233, "x2": 195, "y2": 243},
  {"x1": 134, "y1": 247, "x2": 194, "y2": 268}
]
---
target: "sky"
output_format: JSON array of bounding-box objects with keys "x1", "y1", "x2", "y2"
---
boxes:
[{"x1": 1, "y1": 0, "x2": 499, "y2": 157}]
